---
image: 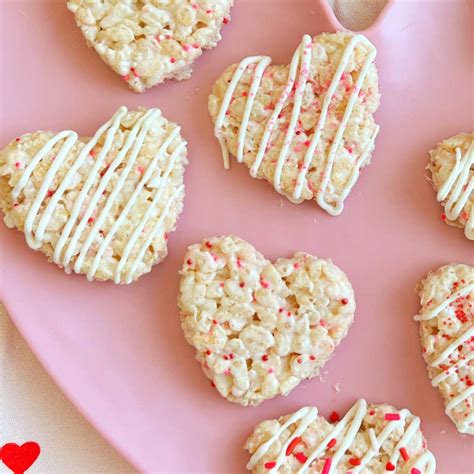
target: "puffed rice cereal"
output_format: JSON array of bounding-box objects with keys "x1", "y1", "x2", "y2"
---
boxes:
[
  {"x1": 67, "y1": 0, "x2": 233, "y2": 92},
  {"x1": 0, "y1": 106, "x2": 187, "y2": 284},
  {"x1": 245, "y1": 398, "x2": 436, "y2": 473},
  {"x1": 178, "y1": 235, "x2": 355, "y2": 406},
  {"x1": 415, "y1": 263, "x2": 474, "y2": 434},
  {"x1": 209, "y1": 32, "x2": 380, "y2": 216},
  {"x1": 427, "y1": 132, "x2": 473, "y2": 240}
]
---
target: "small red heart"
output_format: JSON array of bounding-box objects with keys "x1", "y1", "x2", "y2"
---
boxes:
[{"x1": 0, "y1": 442, "x2": 40, "y2": 474}]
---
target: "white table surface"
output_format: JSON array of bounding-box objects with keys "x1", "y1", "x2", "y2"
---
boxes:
[{"x1": 0, "y1": 1, "x2": 387, "y2": 472}]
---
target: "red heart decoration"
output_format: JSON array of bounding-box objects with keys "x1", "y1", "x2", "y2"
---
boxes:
[{"x1": 0, "y1": 442, "x2": 40, "y2": 474}]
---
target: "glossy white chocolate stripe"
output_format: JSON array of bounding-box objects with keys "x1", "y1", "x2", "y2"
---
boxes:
[
  {"x1": 215, "y1": 34, "x2": 378, "y2": 215},
  {"x1": 12, "y1": 106, "x2": 183, "y2": 283},
  {"x1": 247, "y1": 399, "x2": 436, "y2": 474},
  {"x1": 414, "y1": 283, "x2": 474, "y2": 321},
  {"x1": 437, "y1": 142, "x2": 474, "y2": 240}
]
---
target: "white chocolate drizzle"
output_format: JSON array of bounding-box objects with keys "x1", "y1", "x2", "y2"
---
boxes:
[
  {"x1": 436, "y1": 141, "x2": 474, "y2": 240},
  {"x1": 214, "y1": 33, "x2": 379, "y2": 216},
  {"x1": 247, "y1": 399, "x2": 436, "y2": 473},
  {"x1": 415, "y1": 281, "x2": 474, "y2": 434},
  {"x1": 12, "y1": 106, "x2": 185, "y2": 284}
]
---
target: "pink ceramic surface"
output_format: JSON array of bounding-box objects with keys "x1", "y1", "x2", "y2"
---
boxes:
[{"x1": 1, "y1": 0, "x2": 473, "y2": 472}]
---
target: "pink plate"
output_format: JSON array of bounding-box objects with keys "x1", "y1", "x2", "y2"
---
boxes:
[{"x1": 1, "y1": 1, "x2": 473, "y2": 472}]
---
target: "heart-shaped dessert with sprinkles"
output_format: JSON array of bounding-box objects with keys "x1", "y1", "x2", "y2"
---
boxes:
[
  {"x1": 415, "y1": 263, "x2": 474, "y2": 434},
  {"x1": 209, "y1": 32, "x2": 380, "y2": 215},
  {"x1": 245, "y1": 398, "x2": 436, "y2": 473},
  {"x1": 0, "y1": 106, "x2": 187, "y2": 284},
  {"x1": 427, "y1": 132, "x2": 473, "y2": 240},
  {"x1": 67, "y1": 0, "x2": 233, "y2": 92},
  {"x1": 178, "y1": 235, "x2": 355, "y2": 406}
]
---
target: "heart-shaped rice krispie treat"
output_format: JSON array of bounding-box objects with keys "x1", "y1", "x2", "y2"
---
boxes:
[
  {"x1": 209, "y1": 32, "x2": 380, "y2": 216},
  {"x1": 67, "y1": 0, "x2": 233, "y2": 93},
  {"x1": 415, "y1": 263, "x2": 474, "y2": 434},
  {"x1": 427, "y1": 132, "x2": 473, "y2": 240},
  {"x1": 178, "y1": 235, "x2": 355, "y2": 406},
  {"x1": 245, "y1": 398, "x2": 436, "y2": 473},
  {"x1": 0, "y1": 106, "x2": 187, "y2": 284}
]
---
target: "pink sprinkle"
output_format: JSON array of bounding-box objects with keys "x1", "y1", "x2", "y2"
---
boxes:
[
  {"x1": 122, "y1": 74, "x2": 130, "y2": 81},
  {"x1": 205, "y1": 9, "x2": 214, "y2": 14},
  {"x1": 385, "y1": 413, "x2": 401, "y2": 421},
  {"x1": 224, "y1": 369, "x2": 231, "y2": 375},
  {"x1": 137, "y1": 166, "x2": 145, "y2": 174},
  {"x1": 297, "y1": 358, "x2": 302, "y2": 364},
  {"x1": 267, "y1": 368, "x2": 274, "y2": 374},
  {"x1": 322, "y1": 458, "x2": 332, "y2": 474},
  {"x1": 411, "y1": 469, "x2": 422, "y2": 474},
  {"x1": 261, "y1": 280, "x2": 269, "y2": 289},
  {"x1": 192, "y1": 43, "x2": 200, "y2": 49},
  {"x1": 293, "y1": 263, "x2": 299, "y2": 269},
  {"x1": 15, "y1": 162, "x2": 21, "y2": 168},
  {"x1": 170, "y1": 57, "x2": 176, "y2": 63},
  {"x1": 327, "y1": 438, "x2": 337, "y2": 448},
  {"x1": 182, "y1": 44, "x2": 191, "y2": 52}
]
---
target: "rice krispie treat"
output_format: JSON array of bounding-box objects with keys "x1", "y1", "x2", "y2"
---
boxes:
[
  {"x1": 245, "y1": 399, "x2": 436, "y2": 473},
  {"x1": 67, "y1": 0, "x2": 233, "y2": 93},
  {"x1": 0, "y1": 106, "x2": 187, "y2": 284},
  {"x1": 415, "y1": 264, "x2": 474, "y2": 434},
  {"x1": 209, "y1": 32, "x2": 380, "y2": 216},
  {"x1": 178, "y1": 236, "x2": 355, "y2": 406},
  {"x1": 427, "y1": 132, "x2": 473, "y2": 240}
]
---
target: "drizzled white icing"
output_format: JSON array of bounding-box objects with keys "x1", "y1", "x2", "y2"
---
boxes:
[
  {"x1": 436, "y1": 141, "x2": 474, "y2": 240},
  {"x1": 12, "y1": 106, "x2": 184, "y2": 284},
  {"x1": 415, "y1": 282, "x2": 474, "y2": 434},
  {"x1": 214, "y1": 33, "x2": 378, "y2": 216},
  {"x1": 247, "y1": 399, "x2": 436, "y2": 473}
]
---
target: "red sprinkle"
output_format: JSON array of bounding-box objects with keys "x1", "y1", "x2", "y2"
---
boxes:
[
  {"x1": 205, "y1": 241, "x2": 213, "y2": 249},
  {"x1": 239, "y1": 282, "x2": 245, "y2": 288},
  {"x1": 47, "y1": 190, "x2": 54, "y2": 198},
  {"x1": 386, "y1": 462, "x2": 396, "y2": 471},
  {"x1": 329, "y1": 411, "x2": 340, "y2": 423},
  {"x1": 310, "y1": 355, "x2": 316, "y2": 361},
  {"x1": 186, "y1": 258, "x2": 193, "y2": 265},
  {"x1": 349, "y1": 457, "x2": 361, "y2": 466},
  {"x1": 294, "y1": 452, "x2": 307, "y2": 464},
  {"x1": 210, "y1": 381, "x2": 215, "y2": 388},
  {"x1": 327, "y1": 438, "x2": 337, "y2": 448},
  {"x1": 369, "y1": 410, "x2": 375, "y2": 416},
  {"x1": 87, "y1": 217, "x2": 94, "y2": 224},
  {"x1": 205, "y1": 350, "x2": 211, "y2": 356},
  {"x1": 411, "y1": 469, "x2": 422, "y2": 474},
  {"x1": 261, "y1": 280, "x2": 269, "y2": 289},
  {"x1": 170, "y1": 57, "x2": 176, "y2": 63},
  {"x1": 385, "y1": 413, "x2": 401, "y2": 421},
  {"x1": 212, "y1": 319, "x2": 218, "y2": 325},
  {"x1": 223, "y1": 17, "x2": 229, "y2": 24},
  {"x1": 399, "y1": 447, "x2": 409, "y2": 461},
  {"x1": 15, "y1": 162, "x2": 21, "y2": 168},
  {"x1": 15, "y1": 137, "x2": 21, "y2": 142},
  {"x1": 321, "y1": 458, "x2": 332, "y2": 474},
  {"x1": 441, "y1": 212, "x2": 447, "y2": 221},
  {"x1": 285, "y1": 436, "x2": 302, "y2": 456},
  {"x1": 341, "y1": 298, "x2": 349, "y2": 305},
  {"x1": 264, "y1": 461, "x2": 276, "y2": 469},
  {"x1": 122, "y1": 74, "x2": 130, "y2": 81},
  {"x1": 262, "y1": 355, "x2": 269, "y2": 362}
]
